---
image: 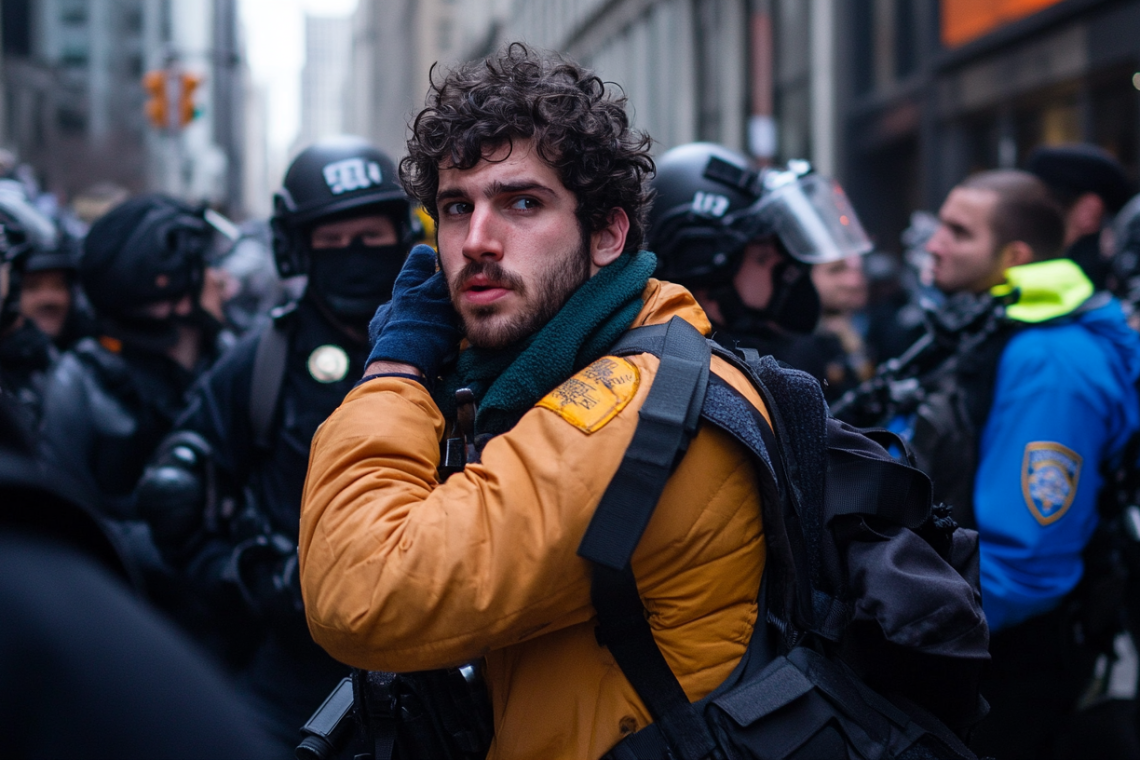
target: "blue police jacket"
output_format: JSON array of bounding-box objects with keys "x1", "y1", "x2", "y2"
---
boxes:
[{"x1": 974, "y1": 260, "x2": 1140, "y2": 631}]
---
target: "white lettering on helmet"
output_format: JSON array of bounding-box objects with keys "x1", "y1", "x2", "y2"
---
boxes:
[
  {"x1": 322, "y1": 158, "x2": 384, "y2": 195},
  {"x1": 692, "y1": 191, "x2": 730, "y2": 218}
]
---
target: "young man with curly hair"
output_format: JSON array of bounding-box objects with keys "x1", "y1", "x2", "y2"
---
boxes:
[{"x1": 298, "y1": 44, "x2": 769, "y2": 759}]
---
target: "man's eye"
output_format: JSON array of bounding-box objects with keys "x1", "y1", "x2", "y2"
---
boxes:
[
  {"x1": 510, "y1": 197, "x2": 539, "y2": 211},
  {"x1": 442, "y1": 202, "x2": 471, "y2": 216}
]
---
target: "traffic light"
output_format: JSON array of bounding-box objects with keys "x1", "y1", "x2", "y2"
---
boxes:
[
  {"x1": 142, "y1": 69, "x2": 203, "y2": 130},
  {"x1": 142, "y1": 70, "x2": 168, "y2": 129},
  {"x1": 178, "y1": 73, "x2": 202, "y2": 127}
]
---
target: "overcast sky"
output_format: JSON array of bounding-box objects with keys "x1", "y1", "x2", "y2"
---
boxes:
[{"x1": 239, "y1": 0, "x2": 358, "y2": 153}]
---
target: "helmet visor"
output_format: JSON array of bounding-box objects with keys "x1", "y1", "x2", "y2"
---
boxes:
[{"x1": 728, "y1": 174, "x2": 872, "y2": 264}]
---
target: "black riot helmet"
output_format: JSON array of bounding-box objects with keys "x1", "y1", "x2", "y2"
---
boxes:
[
  {"x1": 271, "y1": 136, "x2": 413, "y2": 278},
  {"x1": 0, "y1": 184, "x2": 60, "y2": 333},
  {"x1": 80, "y1": 194, "x2": 212, "y2": 348},
  {"x1": 25, "y1": 235, "x2": 78, "y2": 275},
  {"x1": 648, "y1": 143, "x2": 763, "y2": 286},
  {"x1": 648, "y1": 143, "x2": 872, "y2": 287},
  {"x1": 648, "y1": 142, "x2": 872, "y2": 334}
]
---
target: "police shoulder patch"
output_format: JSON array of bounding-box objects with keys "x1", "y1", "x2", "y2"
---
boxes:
[
  {"x1": 537, "y1": 356, "x2": 640, "y2": 434},
  {"x1": 1022, "y1": 441, "x2": 1083, "y2": 526}
]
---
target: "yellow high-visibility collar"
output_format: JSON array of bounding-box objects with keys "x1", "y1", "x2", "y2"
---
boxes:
[{"x1": 991, "y1": 259, "x2": 1094, "y2": 324}]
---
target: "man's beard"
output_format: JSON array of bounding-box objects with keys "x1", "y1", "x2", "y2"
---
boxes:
[{"x1": 450, "y1": 235, "x2": 591, "y2": 350}]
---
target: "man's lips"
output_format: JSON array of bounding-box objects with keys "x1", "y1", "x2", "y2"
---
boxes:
[{"x1": 460, "y1": 276, "x2": 512, "y2": 304}]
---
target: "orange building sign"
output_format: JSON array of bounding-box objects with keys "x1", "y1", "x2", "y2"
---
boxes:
[{"x1": 942, "y1": 0, "x2": 1066, "y2": 48}]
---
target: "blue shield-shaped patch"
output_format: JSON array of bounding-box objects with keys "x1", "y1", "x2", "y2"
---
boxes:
[{"x1": 1022, "y1": 442, "x2": 1083, "y2": 526}]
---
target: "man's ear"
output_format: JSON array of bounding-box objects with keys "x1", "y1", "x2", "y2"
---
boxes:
[
  {"x1": 590, "y1": 208, "x2": 630, "y2": 271},
  {"x1": 999, "y1": 240, "x2": 1035, "y2": 270}
]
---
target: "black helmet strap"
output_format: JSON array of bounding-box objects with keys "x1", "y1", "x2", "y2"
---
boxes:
[{"x1": 703, "y1": 155, "x2": 762, "y2": 198}]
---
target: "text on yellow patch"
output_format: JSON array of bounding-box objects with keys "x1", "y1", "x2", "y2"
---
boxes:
[{"x1": 537, "y1": 356, "x2": 640, "y2": 434}]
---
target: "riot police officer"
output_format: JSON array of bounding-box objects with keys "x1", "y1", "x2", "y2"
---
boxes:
[
  {"x1": 19, "y1": 232, "x2": 87, "y2": 347},
  {"x1": 135, "y1": 136, "x2": 414, "y2": 749},
  {"x1": 646, "y1": 142, "x2": 873, "y2": 399},
  {"x1": 839, "y1": 170, "x2": 1140, "y2": 758},
  {"x1": 38, "y1": 193, "x2": 221, "y2": 518},
  {"x1": 0, "y1": 186, "x2": 62, "y2": 424}
]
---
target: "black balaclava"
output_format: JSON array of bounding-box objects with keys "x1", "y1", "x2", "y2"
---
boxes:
[
  {"x1": 81, "y1": 194, "x2": 210, "y2": 354},
  {"x1": 306, "y1": 237, "x2": 406, "y2": 324},
  {"x1": 710, "y1": 252, "x2": 821, "y2": 336}
]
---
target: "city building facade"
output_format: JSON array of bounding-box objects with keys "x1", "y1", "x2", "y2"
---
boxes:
[
  {"x1": 296, "y1": 14, "x2": 352, "y2": 151},
  {"x1": 0, "y1": 0, "x2": 247, "y2": 214},
  {"x1": 344, "y1": 0, "x2": 460, "y2": 159},
  {"x1": 842, "y1": 0, "x2": 1140, "y2": 252},
  {"x1": 337, "y1": 0, "x2": 1140, "y2": 254}
]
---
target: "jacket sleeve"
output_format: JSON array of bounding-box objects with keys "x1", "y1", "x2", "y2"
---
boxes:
[
  {"x1": 299, "y1": 363, "x2": 664, "y2": 672},
  {"x1": 170, "y1": 329, "x2": 260, "y2": 485},
  {"x1": 136, "y1": 333, "x2": 258, "y2": 582},
  {"x1": 973, "y1": 327, "x2": 1122, "y2": 631},
  {"x1": 38, "y1": 353, "x2": 101, "y2": 504}
]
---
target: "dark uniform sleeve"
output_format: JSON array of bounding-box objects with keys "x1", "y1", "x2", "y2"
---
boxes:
[
  {"x1": 174, "y1": 327, "x2": 262, "y2": 483},
  {"x1": 38, "y1": 352, "x2": 102, "y2": 507},
  {"x1": 135, "y1": 329, "x2": 261, "y2": 583}
]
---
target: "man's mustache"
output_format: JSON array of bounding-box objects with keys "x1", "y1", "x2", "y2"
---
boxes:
[{"x1": 450, "y1": 261, "x2": 527, "y2": 296}]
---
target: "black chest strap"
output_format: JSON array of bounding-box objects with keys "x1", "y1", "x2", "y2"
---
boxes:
[
  {"x1": 577, "y1": 317, "x2": 720, "y2": 760},
  {"x1": 578, "y1": 317, "x2": 709, "y2": 570},
  {"x1": 249, "y1": 315, "x2": 292, "y2": 450}
]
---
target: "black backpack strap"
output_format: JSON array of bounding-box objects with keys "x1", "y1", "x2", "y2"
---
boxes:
[
  {"x1": 578, "y1": 317, "x2": 720, "y2": 760},
  {"x1": 578, "y1": 316, "x2": 710, "y2": 570},
  {"x1": 249, "y1": 318, "x2": 290, "y2": 450},
  {"x1": 351, "y1": 669, "x2": 398, "y2": 760}
]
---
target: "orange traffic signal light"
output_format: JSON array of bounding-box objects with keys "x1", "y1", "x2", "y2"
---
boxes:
[
  {"x1": 142, "y1": 70, "x2": 168, "y2": 129},
  {"x1": 178, "y1": 73, "x2": 202, "y2": 127},
  {"x1": 143, "y1": 69, "x2": 203, "y2": 130}
]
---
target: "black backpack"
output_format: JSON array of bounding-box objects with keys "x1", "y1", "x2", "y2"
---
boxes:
[{"x1": 582, "y1": 316, "x2": 989, "y2": 760}]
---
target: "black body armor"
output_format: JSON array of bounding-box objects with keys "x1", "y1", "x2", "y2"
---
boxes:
[
  {"x1": 135, "y1": 297, "x2": 369, "y2": 748},
  {"x1": 0, "y1": 320, "x2": 57, "y2": 425}
]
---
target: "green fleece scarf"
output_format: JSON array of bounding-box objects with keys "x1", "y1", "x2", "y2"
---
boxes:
[{"x1": 434, "y1": 250, "x2": 657, "y2": 435}]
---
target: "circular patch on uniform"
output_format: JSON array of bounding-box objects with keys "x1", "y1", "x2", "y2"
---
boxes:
[{"x1": 307, "y1": 344, "x2": 349, "y2": 383}]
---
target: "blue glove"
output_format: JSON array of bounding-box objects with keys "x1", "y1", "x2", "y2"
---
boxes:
[{"x1": 366, "y1": 244, "x2": 460, "y2": 379}]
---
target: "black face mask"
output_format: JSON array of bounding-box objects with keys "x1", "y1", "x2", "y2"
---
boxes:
[
  {"x1": 307, "y1": 238, "x2": 406, "y2": 321},
  {"x1": 102, "y1": 314, "x2": 181, "y2": 354},
  {"x1": 713, "y1": 258, "x2": 821, "y2": 336}
]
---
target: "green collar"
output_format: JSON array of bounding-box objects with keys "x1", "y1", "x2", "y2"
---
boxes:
[{"x1": 990, "y1": 259, "x2": 1094, "y2": 324}]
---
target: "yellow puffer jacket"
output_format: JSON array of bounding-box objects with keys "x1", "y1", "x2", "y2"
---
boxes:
[{"x1": 299, "y1": 280, "x2": 767, "y2": 759}]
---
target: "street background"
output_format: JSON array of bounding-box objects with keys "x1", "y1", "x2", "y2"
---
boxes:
[{"x1": 2, "y1": 0, "x2": 1138, "y2": 254}]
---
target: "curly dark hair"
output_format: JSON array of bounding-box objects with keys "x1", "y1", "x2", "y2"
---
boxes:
[{"x1": 400, "y1": 43, "x2": 655, "y2": 254}]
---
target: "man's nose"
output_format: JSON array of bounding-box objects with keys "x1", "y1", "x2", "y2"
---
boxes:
[
  {"x1": 926, "y1": 226, "x2": 949, "y2": 256},
  {"x1": 461, "y1": 205, "x2": 504, "y2": 262},
  {"x1": 174, "y1": 294, "x2": 194, "y2": 316}
]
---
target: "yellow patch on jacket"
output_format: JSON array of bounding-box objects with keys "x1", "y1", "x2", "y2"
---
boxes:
[{"x1": 537, "y1": 356, "x2": 640, "y2": 434}]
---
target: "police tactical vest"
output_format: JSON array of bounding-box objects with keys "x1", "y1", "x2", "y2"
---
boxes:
[{"x1": 906, "y1": 322, "x2": 1017, "y2": 530}]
